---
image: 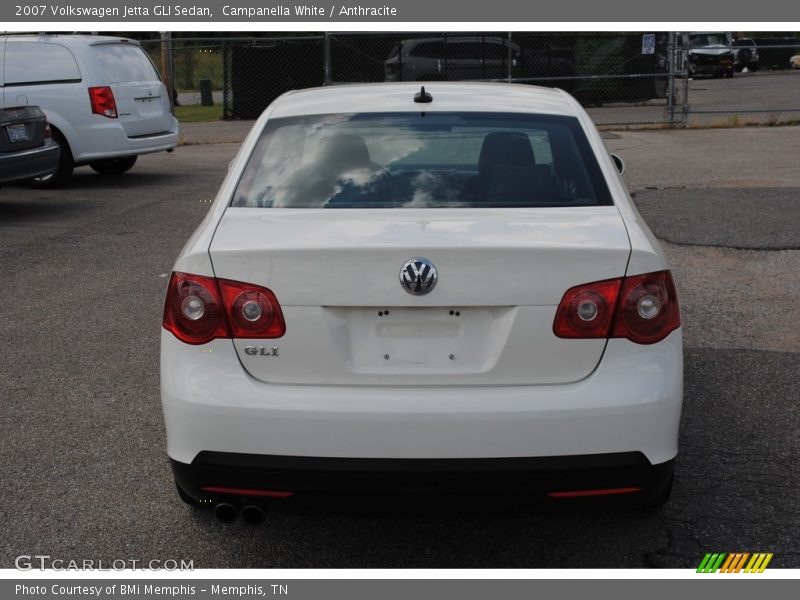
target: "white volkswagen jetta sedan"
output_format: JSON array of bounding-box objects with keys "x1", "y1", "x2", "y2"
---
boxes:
[{"x1": 161, "y1": 83, "x2": 682, "y2": 522}]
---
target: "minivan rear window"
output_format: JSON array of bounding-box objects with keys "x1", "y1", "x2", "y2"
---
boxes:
[
  {"x1": 231, "y1": 112, "x2": 613, "y2": 209},
  {"x1": 93, "y1": 44, "x2": 159, "y2": 83}
]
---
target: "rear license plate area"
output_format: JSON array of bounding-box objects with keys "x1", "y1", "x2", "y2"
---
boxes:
[
  {"x1": 6, "y1": 124, "x2": 29, "y2": 143},
  {"x1": 323, "y1": 306, "x2": 516, "y2": 374}
]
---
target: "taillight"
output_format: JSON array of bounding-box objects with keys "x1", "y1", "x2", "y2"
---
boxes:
[
  {"x1": 162, "y1": 273, "x2": 228, "y2": 345},
  {"x1": 162, "y1": 272, "x2": 285, "y2": 345},
  {"x1": 217, "y1": 278, "x2": 286, "y2": 339},
  {"x1": 44, "y1": 123, "x2": 52, "y2": 139},
  {"x1": 88, "y1": 86, "x2": 118, "y2": 118},
  {"x1": 552, "y1": 278, "x2": 621, "y2": 339},
  {"x1": 611, "y1": 270, "x2": 680, "y2": 345},
  {"x1": 553, "y1": 270, "x2": 680, "y2": 345}
]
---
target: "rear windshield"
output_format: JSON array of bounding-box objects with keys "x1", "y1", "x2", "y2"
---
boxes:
[
  {"x1": 93, "y1": 44, "x2": 159, "y2": 83},
  {"x1": 231, "y1": 112, "x2": 613, "y2": 209}
]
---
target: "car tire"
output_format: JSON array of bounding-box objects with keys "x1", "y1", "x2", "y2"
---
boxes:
[
  {"x1": 725, "y1": 68, "x2": 734, "y2": 78},
  {"x1": 29, "y1": 131, "x2": 74, "y2": 188},
  {"x1": 89, "y1": 155, "x2": 138, "y2": 175}
]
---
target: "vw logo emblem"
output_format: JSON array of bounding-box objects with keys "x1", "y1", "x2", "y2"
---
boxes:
[{"x1": 400, "y1": 257, "x2": 438, "y2": 295}]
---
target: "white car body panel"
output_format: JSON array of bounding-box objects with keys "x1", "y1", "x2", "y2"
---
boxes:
[
  {"x1": 162, "y1": 330, "x2": 682, "y2": 465},
  {"x1": 161, "y1": 82, "x2": 682, "y2": 484}
]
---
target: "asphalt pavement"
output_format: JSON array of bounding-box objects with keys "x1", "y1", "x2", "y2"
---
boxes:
[
  {"x1": 634, "y1": 188, "x2": 800, "y2": 249},
  {"x1": 0, "y1": 127, "x2": 798, "y2": 568}
]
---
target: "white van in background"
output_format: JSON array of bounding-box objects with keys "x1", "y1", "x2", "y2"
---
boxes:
[{"x1": 0, "y1": 34, "x2": 179, "y2": 186}]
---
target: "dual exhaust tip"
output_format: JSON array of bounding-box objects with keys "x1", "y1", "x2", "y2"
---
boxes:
[{"x1": 214, "y1": 502, "x2": 266, "y2": 525}]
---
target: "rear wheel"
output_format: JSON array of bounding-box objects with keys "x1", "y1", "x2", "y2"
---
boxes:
[
  {"x1": 89, "y1": 155, "x2": 138, "y2": 175},
  {"x1": 30, "y1": 130, "x2": 73, "y2": 188}
]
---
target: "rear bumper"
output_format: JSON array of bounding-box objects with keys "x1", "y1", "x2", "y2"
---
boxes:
[
  {"x1": 70, "y1": 116, "x2": 179, "y2": 163},
  {"x1": 161, "y1": 328, "x2": 683, "y2": 467},
  {"x1": 689, "y1": 62, "x2": 731, "y2": 75},
  {"x1": 172, "y1": 452, "x2": 675, "y2": 500},
  {"x1": 0, "y1": 140, "x2": 60, "y2": 184}
]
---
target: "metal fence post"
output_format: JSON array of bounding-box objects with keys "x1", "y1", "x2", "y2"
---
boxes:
[
  {"x1": 507, "y1": 32, "x2": 513, "y2": 83},
  {"x1": 160, "y1": 31, "x2": 174, "y2": 110},
  {"x1": 222, "y1": 40, "x2": 229, "y2": 120},
  {"x1": 324, "y1": 33, "x2": 332, "y2": 85},
  {"x1": 667, "y1": 31, "x2": 676, "y2": 124},
  {"x1": 681, "y1": 32, "x2": 690, "y2": 125}
]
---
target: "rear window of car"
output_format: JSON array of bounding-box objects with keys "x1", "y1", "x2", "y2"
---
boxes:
[
  {"x1": 231, "y1": 112, "x2": 613, "y2": 209},
  {"x1": 92, "y1": 44, "x2": 159, "y2": 83}
]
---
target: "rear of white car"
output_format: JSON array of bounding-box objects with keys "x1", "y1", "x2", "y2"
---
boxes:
[
  {"x1": 161, "y1": 83, "x2": 682, "y2": 518},
  {"x1": 0, "y1": 35, "x2": 178, "y2": 185}
]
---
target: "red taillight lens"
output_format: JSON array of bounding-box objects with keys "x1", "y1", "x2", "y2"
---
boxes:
[
  {"x1": 553, "y1": 270, "x2": 680, "y2": 345},
  {"x1": 162, "y1": 272, "x2": 286, "y2": 344},
  {"x1": 44, "y1": 123, "x2": 52, "y2": 139},
  {"x1": 88, "y1": 86, "x2": 118, "y2": 118},
  {"x1": 612, "y1": 270, "x2": 680, "y2": 345},
  {"x1": 217, "y1": 278, "x2": 286, "y2": 339},
  {"x1": 553, "y1": 278, "x2": 622, "y2": 339},
  {"x1": 162, "y1": 273, "x2": 228, "y2": 345}
]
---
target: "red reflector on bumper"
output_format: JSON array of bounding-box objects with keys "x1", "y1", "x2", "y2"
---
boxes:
[
  {"x1": 201, "y1": 486, "x2": 293, "y2": 498},
  {"x1": 546, "y1": 487, "x2": 641, "y2": 498}
]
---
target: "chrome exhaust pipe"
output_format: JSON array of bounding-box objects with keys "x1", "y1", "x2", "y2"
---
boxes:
[
  {"x1": 214, "y1": 502, "x2": 238, "y2": 523},
  {"x1": 240, "y1": 504, "x2": 266, "y2": 525}
]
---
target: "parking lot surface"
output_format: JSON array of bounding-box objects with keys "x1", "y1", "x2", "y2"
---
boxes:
[{"x1": 1, "y1": 127, "x2": 798, "y2": 568}]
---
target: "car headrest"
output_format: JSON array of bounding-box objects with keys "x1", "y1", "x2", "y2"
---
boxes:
[
  {"x1": 478, "y1": 131, "x2": 535, "y2": 176},
  {"x1": 317, "y1": 134, "x2": 374, "y2": 173}
]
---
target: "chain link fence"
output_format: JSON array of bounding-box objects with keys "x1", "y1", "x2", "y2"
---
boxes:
[{"x1": 140, "y1": 32, "x2": 800, "y2": 143}]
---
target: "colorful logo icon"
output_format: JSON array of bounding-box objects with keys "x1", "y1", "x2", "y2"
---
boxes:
[{"x1": 697, "y1": 553, "x2": 773, "y2": 573}]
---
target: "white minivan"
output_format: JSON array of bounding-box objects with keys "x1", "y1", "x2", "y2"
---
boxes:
[{"x1": 0, "y1": 34, "x2": 179, "y2": 186}]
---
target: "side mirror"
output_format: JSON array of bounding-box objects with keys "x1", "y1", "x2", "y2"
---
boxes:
[{"x1": 610, "y1": 153, "x2": 625, "y2": 175}]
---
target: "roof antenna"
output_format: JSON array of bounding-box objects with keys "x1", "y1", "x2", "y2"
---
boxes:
[{"x1": 414, "y1": 86, "x2": 433, "y2": 103}]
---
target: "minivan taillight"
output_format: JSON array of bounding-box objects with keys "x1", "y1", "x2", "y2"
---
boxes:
[
  {"x1": 88, "y1": 86, "x2": 118, "y2": 118},
  {"x1": 162, "y1": 272, "x2": 286, "y2": 345},
  {"x1": 553, "y1": 270, "x2": 680, "y2": 345}
]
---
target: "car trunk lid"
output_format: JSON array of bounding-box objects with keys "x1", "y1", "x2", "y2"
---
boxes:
[
  {"x1": 209, "y1": 207, "x2": 631, "y2": 386},
  {"x1": 0, "y1": 106, "x2": 47, "y2": 152}
]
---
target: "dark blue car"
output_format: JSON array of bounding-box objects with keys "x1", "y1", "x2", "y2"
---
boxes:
[{"x1": 0, "y1": 105, "x2": 60, "y2": 185}]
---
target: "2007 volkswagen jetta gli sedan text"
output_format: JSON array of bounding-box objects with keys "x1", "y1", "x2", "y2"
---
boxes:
[{"x1": 161, "y1": 83, "x2": 682, "y2": 522}]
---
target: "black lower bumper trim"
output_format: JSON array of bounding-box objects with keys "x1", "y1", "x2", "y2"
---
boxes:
[{"x1": 172, "y1": 451, "x2": 674, "y2": 500}]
